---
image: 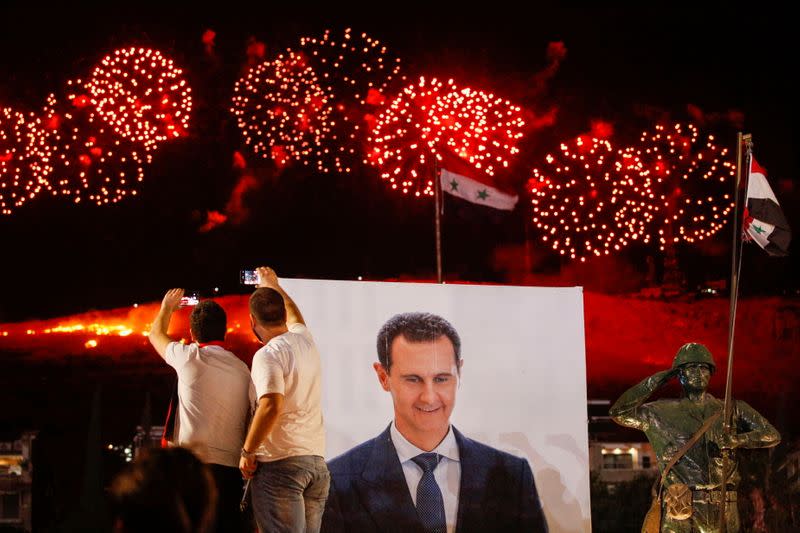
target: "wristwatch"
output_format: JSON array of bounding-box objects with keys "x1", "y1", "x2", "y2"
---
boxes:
[{"x1": 241, "y1": 448, "x2": 256, "y2": 459}]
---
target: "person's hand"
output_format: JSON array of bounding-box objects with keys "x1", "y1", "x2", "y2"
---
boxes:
[
  {"x1": 161, "y1": 289, "x2": 184, "y2": 313},
  {"x1": 649, "y1": 367, "x2": 678, "y2": 387},
  {"x1": 239, "y1": 454, "x2": 257, "y2": 480},
  {"x1": 256, "y1": 266, "x2": 279, "y2": 289}
]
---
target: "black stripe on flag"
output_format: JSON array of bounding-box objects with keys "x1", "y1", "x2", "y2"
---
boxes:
[{"x1": 748, "y1": 197, "x2": 791, "y2": 256}]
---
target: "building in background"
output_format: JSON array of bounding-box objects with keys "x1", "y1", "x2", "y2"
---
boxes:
[
  {"x1": 588, "y1": 400, "x2": 657, "y2": 490},
  {"x1": 0, "y1": 431, "x2": 36, "y2": 531},
  {"x1": 132, "y1": 425, "x2": 164, "y2": 459}
]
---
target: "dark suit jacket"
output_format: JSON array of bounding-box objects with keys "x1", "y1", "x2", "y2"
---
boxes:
[{"x1": 321, "y1": 425, "x2": 548, "y2": 533}]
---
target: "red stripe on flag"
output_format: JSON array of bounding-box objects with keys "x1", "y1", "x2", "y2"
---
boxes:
[
  {"x1": 750, "y1": 156, "x2": 768, "y2": 176},
  {"x1": 437, "y1": 149, "x2": 488, "y2": 183},
  {"x1": 437, "y1": 149, "x2": 517, "y2": 195}
]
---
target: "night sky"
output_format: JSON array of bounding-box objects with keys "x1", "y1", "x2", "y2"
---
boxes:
[
  {"x1": 2, "y1": 7, "x2": 798, "y2": 528},
  {"x1": 1, "y1": 4, "x2": 797, "y2": 322}
]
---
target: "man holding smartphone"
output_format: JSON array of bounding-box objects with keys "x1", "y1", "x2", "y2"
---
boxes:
[
  {"x1": 239, "y1": 267, "x2": 329, "y2": 533},
  {"x1": 149, "y1": 289, "x2": 254, "y2": 533}
]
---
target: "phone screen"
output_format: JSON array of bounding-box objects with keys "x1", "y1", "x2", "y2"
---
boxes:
[
  {"x1": 179, "y1": 292, "x2": 200, "y2": 307},
  {"x1": 240, "y1": 270, "x2": 259, "y2": 285}
]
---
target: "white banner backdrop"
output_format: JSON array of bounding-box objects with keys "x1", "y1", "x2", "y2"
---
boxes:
[{"x1": 281, "y1": 279, "x2": 591, "y2": 533}]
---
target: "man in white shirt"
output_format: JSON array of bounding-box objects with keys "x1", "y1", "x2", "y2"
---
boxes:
[
  {"x1": 239, "y1": 267, "x2": 329, "y2": 533},
  {"x1": 321, "y1": 312, "x2": 548, "y2": 533},
  {"x1": 149, "y1": 289, "x2": 253, "y2": 533}
]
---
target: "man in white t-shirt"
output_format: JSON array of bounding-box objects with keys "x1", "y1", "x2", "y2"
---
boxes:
[
  {"x1": 239, "y1": 267, "x2": 329, "y2": 533},
  {"x1": 149, "y1": 288, "x2": 253, "y2": 533}
]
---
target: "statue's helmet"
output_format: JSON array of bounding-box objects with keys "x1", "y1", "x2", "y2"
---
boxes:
[{"x1": 672, "y1": 342, "x2": 716, "y2": 373}]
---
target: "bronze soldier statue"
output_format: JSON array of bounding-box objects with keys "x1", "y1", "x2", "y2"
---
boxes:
[{"x1": 610, "y1": 343, "x2": 780, "y2": 532}]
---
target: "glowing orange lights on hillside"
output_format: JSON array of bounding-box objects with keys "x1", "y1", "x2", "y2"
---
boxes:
[
  {"x1": 87, "y1": 47, "x2": 192, "y2": 149},
  {"x1": 0, "y1": 298, "x2": 258, "y2": 357},
  {"x1": 3, "y1": 322, "x2": 252, "y2": 342},
  {"x1": 368, "y1": 77, "x2": 525, "y2": 197},
  {"x1": 43, "y1": 323, "x2": 140, "y2": 336},
  {"x1": 529, "y1": 124, "x2": 735, "y2": 261},
  {"x1": 232, "y1": 29, "x2": 403, "y2": 174},
  {"x1": 11, "y1": 322, "x2": 149, "y2": 338}
]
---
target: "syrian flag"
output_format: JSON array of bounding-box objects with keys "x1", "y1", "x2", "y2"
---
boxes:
[
  {"x1": 744, "y1": 157, "x2": 791, "y2": 256},
  {"x1": 438, "y1": 151, "x2": 518, "y2": 210}
]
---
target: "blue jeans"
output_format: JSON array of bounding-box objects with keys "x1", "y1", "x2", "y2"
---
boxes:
[{"x1": 251, "y1": 455, "x2": 330, "y2": 533}]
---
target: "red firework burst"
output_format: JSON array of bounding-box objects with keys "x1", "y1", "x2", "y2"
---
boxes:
[
  {"x1": 231, "y1": 51, "x2": 334, "y2": 169},
  {"x1": 435, "y1": 86, "x2": 525, "y2": 177},
  {"x1": 38, "y1": 88, "x2": 151, "y2": 205},
  {"x1": 530, "y1": 136, "x2": 649, "y2": 262},
  {"x1": 86, "y1": 47, "x2": 192, "y2": 149},
  {"x1": 0, "y1": 107, "x2": 52, "y2": 215},
  {"x1": 368, "y1": 76, "x2": 526, "y2": 196},
  {"x1": 617, "y1": 123, "x2": 735, "y2": 250},
  {"x1": 295, "y1": 28, "x2": 404, "y2": 173}
]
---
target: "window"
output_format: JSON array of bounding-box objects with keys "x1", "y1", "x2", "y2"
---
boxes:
[
  {"x1": 642, "y1": 455, "x2": 652, "y2": 469},
  {"x1": 603, "y1": 453, "x2": 633, "y2": 469},
  {"x1": 0, "y1": 455, "x2": 25, "y2": 476}
]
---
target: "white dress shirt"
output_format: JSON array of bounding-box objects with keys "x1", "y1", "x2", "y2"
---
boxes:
[{"x1": 390, "y1": 422, "x2": 461, "y2": 533}]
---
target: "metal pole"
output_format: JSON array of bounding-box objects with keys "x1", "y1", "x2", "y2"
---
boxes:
[
  {"x1": 434, "y1": 158, "x2": 443, "y2": 283},
  {"x1": 719, "y1": 132, "x2": 752, "y2": 531}
]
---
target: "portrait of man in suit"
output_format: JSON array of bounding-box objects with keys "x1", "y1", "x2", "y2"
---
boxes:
[{"x1": 321, "y1": 311, "x2": 548, "y2": 533}]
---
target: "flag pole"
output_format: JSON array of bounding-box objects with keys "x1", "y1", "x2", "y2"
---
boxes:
[
  {"x1": 719, "y1": 132, "x2": 752, "y2": 531},
  {"x1": 434, "y1": 157, "x2": 443, "y2": 283}
]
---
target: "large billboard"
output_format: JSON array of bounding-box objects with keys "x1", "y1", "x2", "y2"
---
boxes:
[{"x1": 284, "y1": 279, "x2": 590, "y2": 532}]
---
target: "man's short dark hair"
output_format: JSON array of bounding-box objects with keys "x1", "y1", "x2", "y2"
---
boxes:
[
  {"x1": 189, "y1": 300, "x2": 227, "y2": 343},
  {"x1": 249, "y1": 288, "x2": 286, "y2": 326},
  {"x1": 376, "y1": 312, "x2": 461, "y2": 372}
]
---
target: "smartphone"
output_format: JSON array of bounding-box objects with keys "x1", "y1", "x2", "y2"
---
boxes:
[
  {"x1": 240, "y1": 270, "x2": 260, "y2": 285},
  {"x1": 179, "y1": 291, "x2": 200, "y2": 307}
]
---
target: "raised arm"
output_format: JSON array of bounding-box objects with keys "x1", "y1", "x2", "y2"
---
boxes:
[
  {"x1": 610, "y1": 368, "x2": 676, "y2": 431},
  {"x1": 148, "y1": 288, "x2": 184, "y2": 359},
  {"x1": 257, "y1": 266, "x2": 305, "y2": 326}
]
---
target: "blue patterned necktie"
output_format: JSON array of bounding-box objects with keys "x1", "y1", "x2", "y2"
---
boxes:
[{"x1": 412, "y1": 452, "x2": 446, "y2": 533}]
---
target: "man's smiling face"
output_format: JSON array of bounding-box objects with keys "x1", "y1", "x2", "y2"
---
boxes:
[{"x1": 374, "y1": 334, "x2": 461, "y2": 450}]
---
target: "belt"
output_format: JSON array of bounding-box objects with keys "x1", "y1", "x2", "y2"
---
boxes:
[{"x1": 692, "y1": 489, "x2": 737, "y2": 503}]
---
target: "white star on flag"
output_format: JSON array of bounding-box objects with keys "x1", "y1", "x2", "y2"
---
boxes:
[{"x1": 744, "y1": 157, "x2": 790, "y2": 256}]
